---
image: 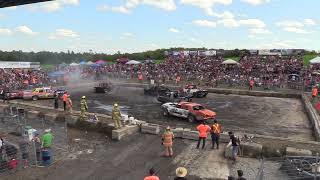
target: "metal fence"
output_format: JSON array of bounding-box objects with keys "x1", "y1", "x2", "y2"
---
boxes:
[
  {"x1": 0, "y1": 105, "x2": 69, "y2": 176},
  {"x1": 256, "y1": 155, "x2": 320, "y2": 180}
]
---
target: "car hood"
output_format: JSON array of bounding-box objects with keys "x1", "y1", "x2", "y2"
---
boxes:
[{"x1": 198, "y1": 109, "x2": 216, "y2": 117}]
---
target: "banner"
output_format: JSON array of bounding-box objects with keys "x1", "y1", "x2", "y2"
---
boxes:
[{"x1": 0, "y1": 61, "x2": 40, "y2": 69}]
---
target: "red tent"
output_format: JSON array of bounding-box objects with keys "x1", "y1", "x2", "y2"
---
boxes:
[
  {"x1": 117, "y1": 58, "x2": 129, "y2": 64},
  {"x1": 95, "y1": 60, "x2": 106, "y2": 64}
]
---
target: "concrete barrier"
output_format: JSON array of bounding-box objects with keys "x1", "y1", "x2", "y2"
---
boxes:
[
  {"x1": 27, "y1": 110, "x2": 40, "y2": 119},
  {"x1": 240, "y1": 142, "x2": 263, "y2": 158},
  {"x1": 286, "y1": 147, "x2": 312, "y2": 156},
  {"x1": 65, "y1": 115, "x2": 78, "y2": 126},
  {"x1": 172, "y1": 128, "x2": 184, "y2": 138},
  {"x1": 44, "y1": 113, "x2": 58, "y2": 122},
  {"x1": 112, "y1": 125, "x2": 140, "y2": 141},
  {"x1": 301, "y1": 94, "x2": 320, "y2": 141},
  {"x1": 182, "y1": 129, "x2": 199, "y2": 140},
  {"x1": 141, "y1": 123, "x2": 160, "y2": 135}
]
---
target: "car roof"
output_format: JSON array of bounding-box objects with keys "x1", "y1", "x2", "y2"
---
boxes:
[{"x1": 178, "y1": 102, "x2": 202, "y2": 107}]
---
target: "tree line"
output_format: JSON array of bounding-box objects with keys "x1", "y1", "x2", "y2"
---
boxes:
[{"x1": 0, "y1": 48, "x2": 315, "y2": 65}]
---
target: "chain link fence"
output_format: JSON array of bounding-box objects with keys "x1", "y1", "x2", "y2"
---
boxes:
[
  {"x1": 0, "y1": 105, "x2": 69, "y2": 176},
  {"x1": 256, "y1": 155, "x2": 320, "y2": 180}
]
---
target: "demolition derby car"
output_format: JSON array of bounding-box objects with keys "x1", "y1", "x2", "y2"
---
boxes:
[
  {"x1": 183, "y1": 84, "x2": 208, "y2": 98},
  {"x1": 161, "y1": 101, "x2": 216, "y2": 122},
  {"x1": 94, "y1": 82, "x2": 112, "y2": 93},
  {"x1": 157, "y1": 91, "x2": 192, "y2": 104},
  {"x1": 144, "y1": 85, "x2": 172, "y2": 96},
  {"x1": 0, "y1": 90, "x2": 24, "y2": 100},
  {"x1": 23, "y1": 87, "x2": 65, "y2": 101}
]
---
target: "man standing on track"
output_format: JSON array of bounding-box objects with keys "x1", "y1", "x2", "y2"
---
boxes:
[
  {"x1": 196, "y1": 121, "x2": 211, "y2": 149},
  {"x1": 162, "y1": 126, "x2": 174, "y2": 157},
  {"x1": 211, "y1": 120, "x2": 222, "y2": 149}
]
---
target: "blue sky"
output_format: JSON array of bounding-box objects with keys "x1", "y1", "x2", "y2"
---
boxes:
[{"x1": 0, "y1": 0, "x2": 319, "y2": 53}]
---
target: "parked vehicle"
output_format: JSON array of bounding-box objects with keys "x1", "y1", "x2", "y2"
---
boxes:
[
  {"x1": 144, "y1": 85, "x2": 172, "y2": 96},
  {"x1": 161, "y1": 101, "x2": 216, "y2": 122}
]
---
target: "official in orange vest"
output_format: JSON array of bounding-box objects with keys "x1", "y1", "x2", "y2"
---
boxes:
[
  {"x1": 162, "y1": 126, "x2": 174, "y2": 157},
  {"x1": 196, "y1": 121, "x2": 211, "y2": 149},
  {"x1": 211, "y1": 120, "x2": 222, "y2": 149},
  {"x1": 312, "y1": 86, "x2": 318, "y2": 99},
  {"x1": 176, "y1": 76, "x2": 181, "y2": 84},
  {"x1": 249, "y1": 79, "x2": 254, "y2": 91},
  {"x1": 62, "y1": 92, "x2": 68, "y2": 111},
  {"x1": 144, "y1": 168, "x2": 160, "y2": 180}
]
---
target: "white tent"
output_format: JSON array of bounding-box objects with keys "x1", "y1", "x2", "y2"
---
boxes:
[
  {"x1": 310, "y1": 57, "x2": 320, "y2": 64},
  {"x1": 70, "y1": 62, "x2": 79, "y2": 66},
  {"x1": 221, "y1": 59, "x2": 239, "y2": 65},
  {"x1": 86, "y1": 61, "x2": 94, "y2": 65},
  {"x1": 126, "y1": 60, "x2": 141, "y2": 65}
]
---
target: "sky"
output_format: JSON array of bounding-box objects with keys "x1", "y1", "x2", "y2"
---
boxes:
[{"x1": 0, "y1": 0, "x2": 319, "y2": 53}]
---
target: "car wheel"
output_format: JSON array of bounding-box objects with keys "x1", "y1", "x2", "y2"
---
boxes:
[
  {"x1": 163, "y1": 109, "x2": 169, "y2": 116},
  {"x1": 32, "y1": 96, "x2": 39, "y2": 101},
  {"x1": 188, "y1": 115, "x2": 195, "y2": 122}
]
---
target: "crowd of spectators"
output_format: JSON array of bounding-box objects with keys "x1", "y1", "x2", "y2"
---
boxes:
[
  {"x1": 0, "y1": 69, "x2": 49, "y2": 91},
  {"x1": 1, "y1": 54, "x2": 318, "y2": 92}
]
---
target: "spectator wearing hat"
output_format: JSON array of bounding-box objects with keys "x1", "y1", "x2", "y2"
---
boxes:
[
  {"x1": 174, "y1": 167, "x2": 188, "y2": 180},
  {"x1": 41, "y1": 129, "x2": 53, "y2": 166},
  {"x1": 144, "y1": 168, "x2": 160, "y2": 180}
]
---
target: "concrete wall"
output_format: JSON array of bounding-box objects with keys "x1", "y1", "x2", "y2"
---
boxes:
[{"x1": 301, "y1": 94, "x2": 320, "y2": 141}]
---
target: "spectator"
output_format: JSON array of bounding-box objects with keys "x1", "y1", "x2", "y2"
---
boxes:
[
  {"x1": 41, "y1": 129, "x2": 53, "y2": 166},
  {"x1": 237, "y1": 170, "x2": 247, "y2": 180},
  {"x1": 32, "y1": 132, "x2": 42, "y2": 163},
  {"x1": 174, "y1": 167, "x2": 188, "y2": 180},
  {"x1": 227, "y1": 132, "x2": 240, "y2": 163}
]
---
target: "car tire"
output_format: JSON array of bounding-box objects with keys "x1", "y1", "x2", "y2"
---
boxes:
[
  {"x1": 188, "y1": 115, "x2": 195, "y2": 123},
  {"x1": 163, "y1": 109, "x2": 169, "y2": 116},
  {"x1": 32, "y1": 96, "x2": 39, "y2": 101}
]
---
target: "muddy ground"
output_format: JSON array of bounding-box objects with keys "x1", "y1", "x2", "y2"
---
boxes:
[{"x1": 26, "y1": 84, "x2": 313, "y2": 141}]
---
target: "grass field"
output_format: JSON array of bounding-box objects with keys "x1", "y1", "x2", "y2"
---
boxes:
[
  {"x1": 303, "y1": 54, "x2": 318, "y2": 66},
  {"x1": 228, "y1": 56, "x2": 240, "y2": 61}
]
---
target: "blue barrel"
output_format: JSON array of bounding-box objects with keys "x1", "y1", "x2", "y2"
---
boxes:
[{"x1": 42, "y1": 150, "x2": 52, "y2": 166}]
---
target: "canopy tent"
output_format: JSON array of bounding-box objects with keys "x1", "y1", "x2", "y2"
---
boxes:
[
  {"x1": 59, "y1": 62, "x2": 68, "y2": 67},
  {"x1": 310, "y1": 57, "x2": 320, "y2": 64},
  {"x1": 86, "y1": 61, "x2": 94, "y2": 65},
  {"x1": 126, "y1": 60, "x2": 141, "y2": 65},
  {"x1": 70, "y1": 62, "x2": 79, "y2": 66},
  {"x1": 221, "y1": 59, "x2": 239, "y2": 65},
  {"x1": 95, "y1": 60, "x2": 106, "y2": 64},
  {"x1": 79, "y1": 60, "x2": 87, "y2": 65}
]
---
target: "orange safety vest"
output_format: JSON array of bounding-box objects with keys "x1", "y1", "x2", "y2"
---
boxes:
[
  {"x1": 32, "y1": 78, "x2": 37, "y2": 84},
  {"x1": 62, "y1": 94, "x2": 68, "y2": 102},
  {"x1": 162, "y1": 131, "x2": 174, "y2": 146},
  {"x1": 211, "y1": 123, "x2": 221, "y2": 134},
  {"x1": 176, "y1": 76, "x2": 181, "y2": 82},
  {"x1": 138, "y1": 74, "x2": 143, "y2": 80},
  {"x1": 312, "y1": 88, "x2": 318, "y2": 97},
  {"x1": 197, "y1": 124, "x2": 211, "y2": 138},
  {"x1": 23, "y1": 80, "x2": 29, "y2": 85},
  {"x1": 250, "y1": 80, "x2": 254, "y2": 86},
  {"x1": 144, "y1": 176, "x2": 160, "y2": 180}
]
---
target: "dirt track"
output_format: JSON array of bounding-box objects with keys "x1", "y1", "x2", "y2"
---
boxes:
[{"x1": 28, "y1": 84, "x2": 313, "y2": 141}]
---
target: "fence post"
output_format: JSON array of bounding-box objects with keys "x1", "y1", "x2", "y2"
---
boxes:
[
  {"x1": 32, "y1": 140, "x2": 38, "y2": 167},
  {"x1": 316, "y1": 153, "x2": 319, "y2": 180}
]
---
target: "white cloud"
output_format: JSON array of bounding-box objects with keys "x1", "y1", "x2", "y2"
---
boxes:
[
  {"x1": 276, "y1": 20, "x2": 304, "y2": 28},
  {"x1": 249, "y1": 28, "x2": 271, "y2": 34},
  {"x1": 26, "y1": 0, "x2": 79, "y2": 13},
  {"x1": 110, "y1": 0, "x2": 176, "y2": 14},
  {"x1": 169, "y1": 28, "x2": 179, "y2": 33},
  {"x1": 120, "y1": 32, "x2": 135, "y2": 39},
  {"x1": 96, "y1": 5, "x2": 109, "y2": 12},
  {"x1": 42, "y1": 1, "x2": 61, "y2": 12},
  {"x1": 239, "y1": 19, "x2": 266, "y2": 28},
  {"x1": 276, "y1": 20, "x2": 313, "y2": 34},
  {"x1": 0, "y1": 28, "x2": 12, "y2": 35},
  {"x1": 6, "y1": 6, "x2": 17, "y2": 10},
  {"x1": 180, "y1": 0, "x2": 232, "y2": 16},
  {"x1": 304, "y1": 18, "x2": 316, "y2": 26},
  {"x1": 111, "y1": 6, "x2": 131, "y2": 14},
  {"x1": 143, "y1": 0, "x2": 176, "y2": 11},
  {"x1": 283, "y1": 27, "x2": 311, "y2": 34},
  {"x1": 193, "y1": 20, "x2": 217, "y2": 28},
  {"x1": 49, "y1": 29, "x2": 79, "y2": 39},
  {"x1": 0, "y1": 13, "x2": 5, "y2": 19},
  {"x1": 15, "y1": 26, "x2": 37, "y2": 35},
  {"x1": 217, "y1": 18, "x2": 239, "y2": 28},
  {"x1": 241, "y1": 0, "x2": 270, "y2": 6},
  {"x1": 212, "y1": 11, "x2": 234, "y2": 19}
]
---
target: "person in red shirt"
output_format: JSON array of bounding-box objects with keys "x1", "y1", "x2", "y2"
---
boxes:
[
  {"x1": 249, "y1": 79, "x2": 254, "y2": 91},
  {"x1": 196, "y1": 121, "x2": 211, "y2": 149},
  {"x1": 144, "y1": 168, "x2": 160, "y2": 180}
]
